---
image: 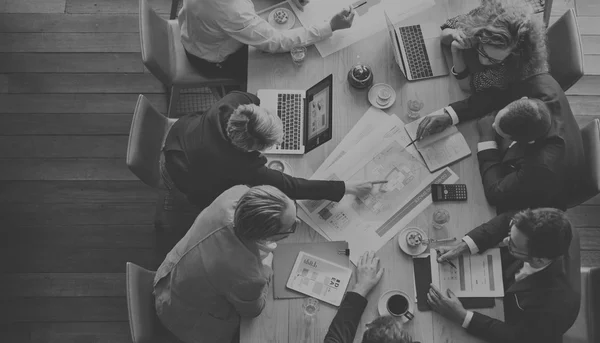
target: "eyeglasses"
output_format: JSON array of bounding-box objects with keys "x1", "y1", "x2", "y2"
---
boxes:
[
  {"x1": 268, "y1": 201, "x2": 300, "y2": 238},
  {"x1": 506, "y1": 219, "x2": 530, "y2": 258},
  {"x1": 476, "y1": 44, "x2": 506, "y2": 66}
]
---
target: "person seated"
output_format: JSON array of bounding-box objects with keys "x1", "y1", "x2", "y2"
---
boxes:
[
  {"x1": 178, "y1": 0, "x2": 355, "y2": 82},
  {"x1": 428, "y1": 208, "x2": 580, "y2": 343},
  {"x1": 154, "y1": 185, "x2": 302, "y2": 343},
  {"x1": 415, "y1": 73, "x2": 584, "y2": 213},
  {"x1": 162, "y1": 90, "x2": 380, "y2": 212},
  {"x1": 324, "y1": 251, "x2": 415, "y2": 343},
  {"x1": 440, "y1": 0, "x2": 547, "y2": 93}
]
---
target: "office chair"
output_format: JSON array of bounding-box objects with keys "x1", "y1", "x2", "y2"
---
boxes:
[
  {"x1": 547, "y1": 9, "x2": 584, "y2": 92},
  {"x1": 170, "y1": 0, "x2": 182, "y2": 20},
  {"x1": 567, "y1": 119, "x2": 600, "y2": 208},
  {"x1": 126, "y1": 94, "x2": 177, "y2": 188},
  {"x1": 126, "y1": 262, "x2": 159, "y2": 343},
  {"x1": 564, "y1": 266, "x2": 600, "y2": 343},
  {"x1": 139, "y1": 0, "x2": 241, "y2": 117}
]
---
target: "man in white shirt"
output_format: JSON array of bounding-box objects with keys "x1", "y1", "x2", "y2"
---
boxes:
[
  {"x1": 178, "y1": 0, "x2": 356, "y2": 82},
  {"x1": 426, "y1": 208, "x2": 579, "y2": 343}
]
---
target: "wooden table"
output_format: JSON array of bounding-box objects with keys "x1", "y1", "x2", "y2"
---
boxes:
[{"x1": 241, "y1": 0, "x2": 504, "y2": 342}]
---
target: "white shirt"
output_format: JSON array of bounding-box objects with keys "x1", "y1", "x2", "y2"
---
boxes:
[{"x1": 178, "y1": 0, "x2": 333, "y2": 63}]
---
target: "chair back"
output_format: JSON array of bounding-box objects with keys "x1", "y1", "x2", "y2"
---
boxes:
[
  {"x1": 127, "y1": 95, "x2": 176, "y2": 188},
  {"x1": 126, "y1": 262, "x2": 158, "y2": 343},
  {"x1": 547, "y1": 9, "x2": 584, "y2": 91},
  {"x1": 564, "y1": 266, "x2": 600, "y2": 343},
  {"x1": 139, "y1": 0, "x2": 174, "y2": 86},
  {"x1": 568, "y1": 119, "x2": 600, "y2": 207},
  {"x1": 565, "y1": 225, "x2": 581, "y2": 302}
]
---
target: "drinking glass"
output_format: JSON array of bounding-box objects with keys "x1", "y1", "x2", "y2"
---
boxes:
[
  {"x1": 302, "y1": 297, "x2": 320, "y2": 316},
  {"x1": 291, "y1": 45, "x2": 307, "y2": 66},
  {"x1": 432, "y1": 208, "x2": 450, "y2": 230}
]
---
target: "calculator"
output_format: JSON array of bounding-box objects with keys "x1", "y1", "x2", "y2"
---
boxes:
[{"x1": 431, "y1": 184, "x2": 467, "y2": 202}]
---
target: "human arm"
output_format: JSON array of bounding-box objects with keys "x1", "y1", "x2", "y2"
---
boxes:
[
  {"x1": 227, "y1": 270, "x2": 273, "y2": 318},
  {"x1": 451, "y1": 41, "x2": 471, "y2": 91}
]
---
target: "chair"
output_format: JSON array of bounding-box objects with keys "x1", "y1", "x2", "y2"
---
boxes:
[
  {"x1": 567, "y1": 119, "x2": 600, "y2": 208},
  {"x1": 169, "y1": 0, "x2": 182, "y2": 20},
  {"x1": 564, "y1": 266, "x2": 600, "y2": 343},
  {"x1": 527, "y1": 0, "x2": 553, "y2": 27},
  {"x1": 547, "y1": 9, "x2": 584, "y2": 92},
  {"x1": 126, "y1": 262, "x2": 159, "y2": 343},
  {"x1": 139, "y1": 0, "x2": 241, "y2": 117},
  {"x1": 126, "y1": 94, "x2": 177, "y2": 188}
]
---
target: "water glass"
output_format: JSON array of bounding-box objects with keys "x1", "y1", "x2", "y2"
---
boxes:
[
  {"x1": 432, "y1": 208, "x2": 450, "y2": 230},
  {"x1": 302, "y1": 297, "x2": 320, "y2": 316},
  {"x1": 291, "y1": 46, "x2": 307, "y2": 66}
]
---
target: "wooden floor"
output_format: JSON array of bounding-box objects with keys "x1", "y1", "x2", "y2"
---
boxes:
[{"x1": 0, "y1": 0, "x2": 599, "y2": 342}]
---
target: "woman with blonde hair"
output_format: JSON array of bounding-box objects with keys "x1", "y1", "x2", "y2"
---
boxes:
[
  {"x1": 154, "y1": 185, "x2": 301, "y2": 343},
  {"x1": 440, "y1": 0, "x2": 548, "y2": 93}
]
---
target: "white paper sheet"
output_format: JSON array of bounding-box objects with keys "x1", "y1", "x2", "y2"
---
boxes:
[
  {"x1": 290, "y1": 0, "x2": 435, "y2": 57},
  {"x1": 430, "y1": 248, "x2": 505, "y2": 297}
]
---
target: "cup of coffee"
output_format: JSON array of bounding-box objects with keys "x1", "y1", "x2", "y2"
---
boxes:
[
  {"x1": 386, "y1": 293, "x2": 414, "y2": 322},
  {"x1": 377, "y1": 88, "x2": 392, "y2": 105}
]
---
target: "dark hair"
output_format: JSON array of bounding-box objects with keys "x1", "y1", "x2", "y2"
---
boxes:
[
  {"x1": 499, "y1": 98, "x2": 551, "y2": 142},
  {"x1": 362, "y1": 316, "x2": 413, "y2": 343},
  {"x1": 233, "y1": 185, "x2": 291, "y2": 241},
  {"x1": 512, "y1": 208, "x2": 572, "y2": 259}
]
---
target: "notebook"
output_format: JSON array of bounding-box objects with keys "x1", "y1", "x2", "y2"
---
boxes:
[
  {"x1": 413, "y1": 256, "x2": 495, "y2": 311},
  {"x1": 273, "y1": 241, "x2": 350, "y2": 299},
  {"x1": 286, "y1": 251, "x2": 353, "y2": 306},
  {"x1": 404, "y1": 116, "x2": 471, "y2": 172}
]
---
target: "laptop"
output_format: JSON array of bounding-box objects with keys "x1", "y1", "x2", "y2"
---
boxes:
[
  {"x1": 257, "y1": 74, "x2": 333, "y2": 155},
  {"x1": 385, "y1": 12, "x2": 449, "y2": 81}
]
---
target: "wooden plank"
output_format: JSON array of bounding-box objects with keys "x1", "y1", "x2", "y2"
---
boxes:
[
  {"x1": 0, "y1": 94, "x2": 167, "y2": 114},
  {"x1": 7, "y1": 74, "x2": 165, "y2": 93},
  {"x1": 5, "y1": 322, "x2": 131, "y2": 343},
  {"x1": 0, "y1": 0, "x2": 66, "y2": 13},
  {"x1": 0, "y1": 273, "x2": 125, "y2": 297},
  {"x1": 566, "y1": 75, "x2": 600, "y2": 95},
  {"x1": 578, "y1": 227, "x2": 600, "y2": 250},
  {"x1": 0, "y1": 53, "x2": 144, "y2": 73},
  {"x1": 0, "y1": 297, "x2": 128, "y2": 323},
  {"x1": 582, "y1": 35, "x2": 600, "y2": 54},
  {"x1": 0, "y1": 136, "x2": 128, "y2": 158},
  {"x1": 2, "y1": 202, "x2": 155, "y2": 225},
  {"x1": 0, "y1": 13, "x2": 138, "y2": 32},
  {"x1": 582, "y1": 193, "x2": 600, "y2": 206},
  {"x1": 0, "y1": 225, "x2": 155, "y2": 249},
  {"x1": 550, "y1": 0, "x2": 575, "y2": 16},
  {"x1": 0, "y1": 74, "x2": 7, "y2": 93},
  {"x1": 576, "y1": 0, "x2": 600, "y2": 16},
  {"x1": 0, "y1": 247, "x2": 155, "y2": 273},
  {"x1": 0, "y1": 158, "x2": 136, "y2": 180},
  {"x1": 0, "y1": 181, "x2": 155, "y2": 203},
  {"x1": 574, "y1": 16, "x2": 600, "y2": 35},
  {"x1": 66, "y1": 0, "x2": 170, "y2": 14},
  {"x1": 584, "y1": 55, "x2": 600, "y2": 75},
  {"x1": 0, "y1": 325, "x2": 28, "y2": 343},
  {"x1": 581, "y1": 250, "x2": 600, "y2": 267},
  {"x1": 0, "y1": 113, "x2": 133, "y2": 135},
  {"x1": 575, "y1": 114, "x2": 600, "y2": 128},
  {"x1": 567, "y1": 205, "x2": 600, "y2": 227},
  {"x1": 0, "y1": 33, "x2": 139, "y2": 53},
  {"x1": 567, "y1": 95, "x2": 600, "y2": 116}
]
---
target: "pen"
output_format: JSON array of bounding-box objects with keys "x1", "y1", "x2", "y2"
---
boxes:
[
  {"x1": 371, "y1": 180, "x2": 389, "y2": 185},
  {"x1": 436, "y1": 249, "x2": 457, "y2": 269},
  {"x1": 352, "y1": 0, "x2": 367, "y2": 9},
  {"x1": 405, "y1": 136, "x2": 420, "y2": 148}
]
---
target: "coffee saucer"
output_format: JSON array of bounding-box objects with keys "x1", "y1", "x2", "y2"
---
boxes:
[
  {"x1": 368, "y1": 83, "x2": 396, "y2": 109},
  {"x1": 398, "y1": 226, "x2": 428, "y2": 256},
  {"x1": 267, "y1": 159, "x2": 295, "y2": 176},
  {"x1": 377, "y1": 290, "x2": 415, "y2": 323},
  {"x1": 268, "y1": 8, "x2": 295, "y2": 30}
]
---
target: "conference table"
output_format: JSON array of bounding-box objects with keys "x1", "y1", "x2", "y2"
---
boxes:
[{"x1": 241, "y1": 0, "x2": 504, "y2": 342}]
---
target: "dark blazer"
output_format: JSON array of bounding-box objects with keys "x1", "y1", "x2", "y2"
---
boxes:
[
  {"x1": 163, "y1": 91, "x2": 345, "y2": 209},
  {"x1": 464, "y1": 213, "x2": 580, "y2": 343},
  {"x1": 324, "y1": 292, "x2": 368, "y2": 343},
  {"x1": 448, "y1": 73, "x2": 585, "y2": 213}
]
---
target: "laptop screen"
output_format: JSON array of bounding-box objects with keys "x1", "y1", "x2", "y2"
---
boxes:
[
  {"x1": 304, "y1": 74, "x2": 333, "y2": 154},
  {"x1": 307, "y1": 86, "x2": 330, "y2": 140}
]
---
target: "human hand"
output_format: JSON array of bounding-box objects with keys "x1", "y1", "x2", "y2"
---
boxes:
[
  {"x1": 257, "y1": 241, "x2": 277, "y2": 260},
  {"x1": 449, "y1": 29, "x2": 471, "y2": 50},
  {"x1": 262, "y1": 252, "x2": 274, "y2": 268},
  {"x1": 415, "y1": 108, "x2": 453, "y2": 140},
  {"x1": 290, "y1": 0, "x2": 310, "y2": 12},
  {"x1": 345, "y1": 180, "x2": 388, "y2": 196},
  {"x1": 352, "y1": 251, "x2": 384, "y2": 297},
  {"x1": 330, "y1": 6, "x2": 355, "y2": 32},
  {"x1": 436, "y1": 242, "x2": 469, "y2": 263},
  {"x1": 477, "y1": 114, "x2": 496, "y2": 141},
  {"x1": 427, "y1": 284, "x2": 467, "y2": 324}
]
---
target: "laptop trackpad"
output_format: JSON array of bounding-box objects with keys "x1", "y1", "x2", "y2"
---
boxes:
[{"x1": 425, "y1": 38, "x2": 449, "y2": 76}]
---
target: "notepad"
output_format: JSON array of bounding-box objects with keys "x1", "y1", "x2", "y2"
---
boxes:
[
  {"x1": 404, "y1": 116, "x2": 471, "y2": 172},
  {"x1": 286, "y1": 251, "x2": 352, "y2": 306}
]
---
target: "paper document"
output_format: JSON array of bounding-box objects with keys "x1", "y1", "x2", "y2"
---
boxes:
[
  {"x1": 430, "y1": 248, "x2": 504, "y2": 297},
  {"x1": 404, "y1": 116, "x2": 471, "y2": 172},
  {"x1": 290, "y1": 0, "x2": 434, "y2": 57}
]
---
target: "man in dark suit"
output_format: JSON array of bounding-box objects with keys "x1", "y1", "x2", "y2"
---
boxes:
[
  {"x1": 324, "y1": 251, "x2": 415, "y2": 343},
  {"x1": 429, "y1": 208, "x2": 580, "y2": 343},
  {"x1": 415, "y1": 73, "x2": 585, "y2": 213}
]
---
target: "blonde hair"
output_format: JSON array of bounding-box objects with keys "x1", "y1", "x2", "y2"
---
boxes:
[
  {"x1": 227, "y1": 104, "x2": 283, "y2": 151},
  {"x1": 234, "y1": 185, "x2": 291, "y2": 241}
]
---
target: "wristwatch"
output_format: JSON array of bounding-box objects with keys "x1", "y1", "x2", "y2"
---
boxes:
[{"x1": 451, "y1": 66, "x2": 470, "y2": 80}]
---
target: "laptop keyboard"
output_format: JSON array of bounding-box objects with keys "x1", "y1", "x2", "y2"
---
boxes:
[
  {"x1": 398, "y1": 25, "x2": 434, "y2": 80},
  {"x1": 276, "y1": 93, "x2": 302, "y2": 151}
]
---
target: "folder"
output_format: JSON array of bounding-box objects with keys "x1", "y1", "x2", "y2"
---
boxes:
[
  {"x1": 413, "y1": 256, "x2": 495, "y2": 311},
  {"x1": 273, "y1": 241, "x2": 349, "y2": 299}
]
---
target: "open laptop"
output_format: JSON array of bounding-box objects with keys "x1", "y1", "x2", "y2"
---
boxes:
[
  {"x1": 257, "y1": 74, "x2": 333, "y2": 155},
  {"x1": 385, "y1": 12, "x2": 449, "y2": 81}
]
